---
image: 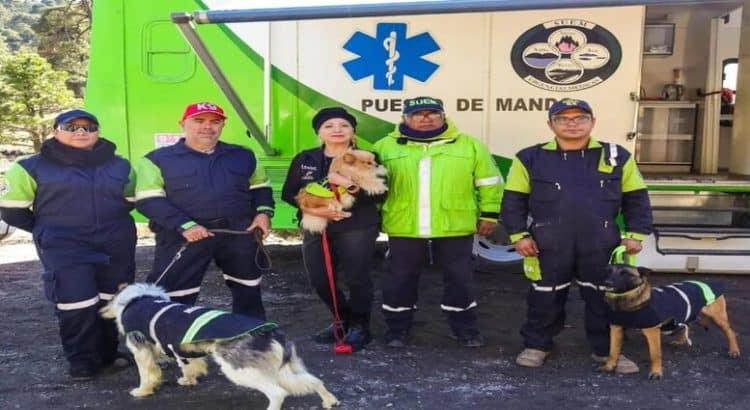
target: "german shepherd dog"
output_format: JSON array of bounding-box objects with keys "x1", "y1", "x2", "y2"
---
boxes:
[
  {"x1": 599, "y1": 264, "x2": 740, "y2": 379},
  {"x1": 99, "y1": 283, "x2": 339, "y2": 410}
]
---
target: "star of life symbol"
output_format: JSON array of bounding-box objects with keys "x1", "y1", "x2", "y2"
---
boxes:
[{"x1": 343, "y1": 23, "x2": 440, "y2": 91}]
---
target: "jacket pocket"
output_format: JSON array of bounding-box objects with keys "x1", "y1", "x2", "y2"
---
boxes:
[
  {"x1": 440, "y1": 194, "x2": 477, "y2": 233},
  {"x1": 163, "y1": 168, "x2": 198, "y2": 193},
  {"x1": 529, "y1": 176, "x2": 561, "y2": 202},
  {"x1": 599, "y1": 174, "x2": 622, "y2": 201},
  {"x1": 379, "y1": 150, "x2": 409, "y2": 163},
  {"x1": 226, "y1": 163, "x2": 252, "y2": 191},
  {"x1": 381, "y1": 200, "x2": 412, "y2": 235},
  {"x1": 103, "y1": 166, "x2": 129, "y2": 198}
]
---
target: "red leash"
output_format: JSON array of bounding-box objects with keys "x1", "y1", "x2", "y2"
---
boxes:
[{"x1": 321, "y1": 183, "x2": 353, "y2": 354}]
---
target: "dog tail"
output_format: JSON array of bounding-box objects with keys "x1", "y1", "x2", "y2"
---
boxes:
[{"x1": 284, "y1": 342, "x2": 307, "y2": 373}]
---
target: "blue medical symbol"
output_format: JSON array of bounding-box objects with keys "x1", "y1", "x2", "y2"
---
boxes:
[{"x1": 343, "y1": 23, "x2": 440, "y2": 90}]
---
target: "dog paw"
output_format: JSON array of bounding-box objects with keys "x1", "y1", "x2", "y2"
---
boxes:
[
  {"x1": 322, "y1": 397, "x2": 340, "y2": 409},
  {"x1": 130, "y1": 387, "x2": 154, "y2": 397},
  {"x1": 177, "y1": 377, "x2": 198, "y2": 386},
  {"x1": 647, "y1": 372, "x2": 663, "y2": 380},
  {"x1": 728, "y1": 350, "x2": 741, "y2": 359},
  {"x1": 594, "y1": 364, "x2": 616, "y2": 373}
]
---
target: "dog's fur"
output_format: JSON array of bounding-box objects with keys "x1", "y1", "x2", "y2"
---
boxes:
[
  {"x1": 100, "y1": 283, "x2": 339, "y2": 410},
  {"x1": 599, "y1": 265, "x2": 740, "y2": 379},
  {"x1": 295, "y1": 149, "x2": 387, "y2": 233}
]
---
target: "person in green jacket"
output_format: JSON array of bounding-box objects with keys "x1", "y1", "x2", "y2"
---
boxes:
[{"x1": 373, "y1": 96, "x2": 503, "y2": 348}]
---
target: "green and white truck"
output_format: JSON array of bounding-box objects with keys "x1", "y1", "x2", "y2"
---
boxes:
[{"x1": 83, "y1": 0, "x2": 750, "y2": 273}]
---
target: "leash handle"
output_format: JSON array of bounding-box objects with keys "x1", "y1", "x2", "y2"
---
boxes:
[{"x1": 609, "y1": 245, "x2": 636, "y2": 266}]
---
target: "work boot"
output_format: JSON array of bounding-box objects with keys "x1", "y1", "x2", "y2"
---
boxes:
[
  {"x1": 312, "y1": 322, "x2": 347, "y2": 344},
  {"x1": 68, "y1": 362, "x2": 97, "y2": 382},
  {"x1": 384, "y1": 330, "x2": 409, "y2": 348},
  {"x1": 515, "y1": 348, "x2": 550, "y2": 367},
  {"x1": 591, "y1": 353, "x2": 640, "y2": 374},
  {"x1": 455, "y1": 329, "x2": 485, "y2": 348},
  {"x1": 101, "y1": 351, "x2": 134, "y2": 371},
  {"x1": 344, "y1": 324, "x2": 373, "y2": 351}
]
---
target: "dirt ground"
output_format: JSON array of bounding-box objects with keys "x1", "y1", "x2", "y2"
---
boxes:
[{"x1": 1, "y1": 240, "x2": 749, "y2": 410}]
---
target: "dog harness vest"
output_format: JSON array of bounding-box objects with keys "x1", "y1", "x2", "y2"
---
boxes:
[
  {"x1": 121, "y1": 296, "x2": 278, "y2": 358},
  {"x1": 609, "y1": 281, "x2": 721, "y2": 329}
]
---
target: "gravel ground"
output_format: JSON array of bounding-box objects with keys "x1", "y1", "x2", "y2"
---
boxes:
[{"x1": 1, "y1": 236, "x2": 749, "y2": 410}]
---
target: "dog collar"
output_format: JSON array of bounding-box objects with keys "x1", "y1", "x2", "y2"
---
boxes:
[
  {"x1": 605, "y1": 281, "x2": 646, "y2": 299},
  {"x1": 303, "y1": 181, "x2": 347, "y2": 198}
]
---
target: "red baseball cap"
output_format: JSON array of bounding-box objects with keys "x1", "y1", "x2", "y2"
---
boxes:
[{"x1": 181, "y1": 102, "x2": 227, "y2": 121}]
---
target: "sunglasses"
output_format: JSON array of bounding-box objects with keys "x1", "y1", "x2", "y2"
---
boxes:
[{"x1": 57, "y1": 123, "x2": 99, "y2": 133}]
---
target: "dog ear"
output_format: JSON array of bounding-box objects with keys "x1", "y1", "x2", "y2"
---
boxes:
[
  {"x1": 636, "y1": 266, "x2": 652, "y2": 278},
  {"x1": 342, "y1": 152, "x2": 357, "y2": 164}
]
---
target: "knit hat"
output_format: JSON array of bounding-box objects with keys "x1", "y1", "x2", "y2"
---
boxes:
[
  {"x1": 312, "y1": 107, "x2": 357, "y2": 133},
  {"x1": 402, "y1": 96, "x2": 444, "y2": 115},
  {"x1": 548, "y1": 98, "x2": 593, "y2": 118}
]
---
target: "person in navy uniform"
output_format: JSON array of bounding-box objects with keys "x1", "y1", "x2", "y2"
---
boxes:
[
  {"x1": 135, "y1": 102, "x2": 274, "y2": 319},
  {"x1": 501, "y1": 98, "x2": 653, "y2": 372},
  {"x1": 0, "y1": 109, "x2": 136, "y2": 381},
  {"x1": 281, "y1": 107, "x2": 385, "y2": 351}
]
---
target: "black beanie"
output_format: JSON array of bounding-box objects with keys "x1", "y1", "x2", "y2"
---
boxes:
[{"x1": 312, "y1": 107, "x2": 357, "y2": 133}]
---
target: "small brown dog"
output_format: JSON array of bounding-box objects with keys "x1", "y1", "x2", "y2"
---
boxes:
[
  {"x1": 295, "y1": 149, "x2": 387, "y2": 233},
  {"x1": 599, "y1": 264, "x2": 740, "y2": 380}
]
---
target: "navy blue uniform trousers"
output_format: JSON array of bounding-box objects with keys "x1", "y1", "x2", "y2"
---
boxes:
[
  {"x1": 383, "y1": 235, "x2": 478, "y2": 336},
  {"x1": 36, "y1": 219, "x2": 136, "y2": 367},
  {"x1": 147, "y1": 217, "x2": 267, "y2": 319},
  {"x1": 522, "y1": 220, "x2": 620, "y2": 356},
  {"x1": 302, "y1": 225, "x2": 379, "y2": 327}
]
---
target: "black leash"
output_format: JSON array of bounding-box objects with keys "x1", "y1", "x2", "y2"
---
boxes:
[{"x1": 151, "y1": 228, "x2": 271, "y2": 286}]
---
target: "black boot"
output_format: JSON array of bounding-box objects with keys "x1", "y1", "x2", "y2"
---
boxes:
[
  {"x1": 312, "y1": 322, "x2": 348, "y2": 344},
  {"x1": 454, "y1": 328, "x2": 485, "y2": 348},
  {"x1": 68, "y1": 361, "x2": 97, "y2": 382},
  {"x1": 344, "y1": 314, "x2": 372, "y2": 351}
]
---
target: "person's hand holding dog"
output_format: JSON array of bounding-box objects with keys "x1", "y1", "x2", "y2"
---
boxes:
[
  {"x1": 182, "y1": 225, "x2": 214, "y2": 242},
  {"x1": 299, "y1": 204, "x2": 352, "y2": 221},
  {"x1": 620, "y1": 238, "x2": 642, "y2": 254},
  {"x1": 515, "y1": 237, "x2": 539, "y2": 257}
]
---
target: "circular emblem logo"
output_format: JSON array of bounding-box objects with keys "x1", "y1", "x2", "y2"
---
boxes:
[{"x1": 511, "y1": 19, "x2": 621, "y2": 91}]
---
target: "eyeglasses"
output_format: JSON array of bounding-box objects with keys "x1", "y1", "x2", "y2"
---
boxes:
[
  {"x1": 406, "y1": 111, "x2": 443, "y2": 120},
  {"x1": 551, "y1": 115, "x2": 592, "y2": 125},
  {"x1": 57, "y1": 123, "x2": 99, "y2": 133}
]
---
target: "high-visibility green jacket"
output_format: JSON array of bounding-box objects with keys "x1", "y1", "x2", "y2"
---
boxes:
[{"x1": 373, "y1": 120, "x2": 502, "y2": 238}]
